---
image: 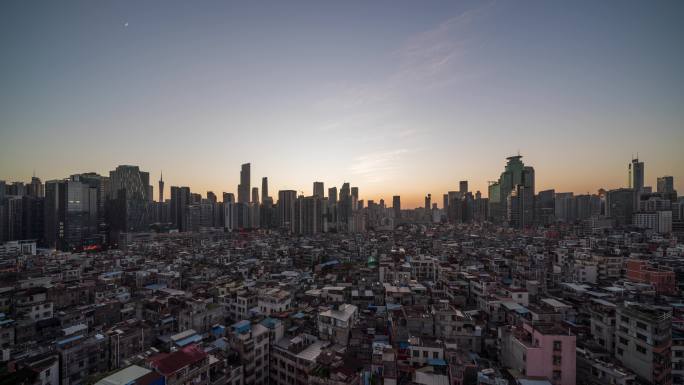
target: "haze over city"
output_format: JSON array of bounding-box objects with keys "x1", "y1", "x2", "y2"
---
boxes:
[{"x1": 1, "y1": 1, "x2": 683, "y2": 208}]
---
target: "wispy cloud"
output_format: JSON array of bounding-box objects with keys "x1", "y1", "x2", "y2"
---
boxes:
[
  {"x1": 348, "y1": 149, "x2": 411, "y2": 183},
  {"x1": 390, "y1": 3, "x2": 492, "y2": 90},
  {"x1": 314, "y1": 3, "x2": 494, "y2": 134}
]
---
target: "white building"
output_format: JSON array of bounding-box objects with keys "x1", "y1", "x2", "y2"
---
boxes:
[{"x1": 318, "y1": 304, "x2": 358, "y2": 345}]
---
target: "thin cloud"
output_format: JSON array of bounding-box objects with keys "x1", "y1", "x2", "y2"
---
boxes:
[
  {"x1": 348, "y1": 149, "x2": 411, "y2": 183},
  {"x1": 314, "y1": 2, "x2": 495, "y2": 130}
]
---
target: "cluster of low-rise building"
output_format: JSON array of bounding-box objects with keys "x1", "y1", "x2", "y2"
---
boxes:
[{"x1": 0, "y1": 221, "x2": 682, "y2": 385}]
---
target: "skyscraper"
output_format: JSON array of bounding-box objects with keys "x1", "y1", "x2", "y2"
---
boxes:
[
  {"x1": 606, "y1": 188, "x2": 635, "y2": 227},
  {"x1": 339, "y1": 184, "x2": 352, "y2": 229},
  {"x1": 277, "y1": 190, "x2": 297, "y2": 231},
  {"x1": 657, "y1": 176, "x2": 674, "y2": 194},
  {"x1": 459, "y1": 181, "x2": 468, "y2": 194},
  {"x1": 28, "y1": 176, "x2": 44, "y2": 198},
  {"x1": 223, "y1": 192, "x2": 235, "y2": 231},
  {"x1": 261, "y1": 177, "x2": 269, "y2": 202},
  {"x1": 425, "y1": 194, "x2": 431, "y2": 212},
  {"x1": 238, "y1": 163, "x2": 250, "y2": 204},
  {"x1": 252, "y1": 187, "x2": 259, "y2": 204},
  {"x1": 170, "y1": 186, "x2": 191, "y2": 231},
  {"x1": 629, "y1": 157, "x2": 644, "y2": 192},
  {"x1": 491, "y1": 155, "x2": 535, "y2": 224},
  {"x1": 294, "y1": 195, "x2": 324, "y2": 235},
  {"x1": 328, "y1": 187, "x2": 337, "y2": 204},
  {"x1": 108, "y1": 165, "x2": 151, "y2": 233},
  {"x1": 313, "y1": 182, "x2": 324, "y2": 198},
  {"x1": 158, "y1": 171, "x2": 164, "y2": 202},
  {"x1": 351, "y1": 187, "x2": 359, "y2": 201},
  {"x1": 393, "y1": 196, "x2": 401, "y2": 220}
]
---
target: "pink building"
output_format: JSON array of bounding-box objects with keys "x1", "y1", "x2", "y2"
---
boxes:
[{"x1": 499, "y1": 322, "x2": 576, "y2": 385}]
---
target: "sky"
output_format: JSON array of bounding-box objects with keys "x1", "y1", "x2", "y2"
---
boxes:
[{"x1": 1, "y1": 1, "x2": 683, "y2": 208}]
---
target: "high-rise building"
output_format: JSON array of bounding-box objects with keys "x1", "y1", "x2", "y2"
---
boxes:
[
  {"x1": 392, "y1": 196, "x2": 401, "y2": 219},
  {"x1": 657, "y1": 176, "x2": 674, "y2": 194},
  {"x1": 294, "y1": 195, "x2": 327, "y2": 235},
  {"x1": 425, "y1": 194, "x2": 431, "y2": 211},
  {"x1": 251, "y1": 187, "x2": 259, "y2": 204},
  {"x1": 351, "y1": 187, "x2": 359, "y2": 202},
  {"x1": 108, "y1": 165, "x2": 151, "y2": 233},
  {"x1": 507, "y1": 185, "x2": 533, "y2": 229},
  {"x1": 223, "y1": 192, "x2": 235, "y2": 231},
  {"x1": 260, "y1": 196, "x2": 274, "y2": 229},
  {"x1": 338, "y1": 184, "x2": 352, "y2": 230},
  {"x1": 606, "y1": 188, "x2": 635, "y2": 227},
  {"x1": 261, "y1": 177, "x2": 269, "y2": 202},
  {"x1": 488, "y1": 182, "x2": 501, "y2": 221},
  {"x1": 555, "y1": 193, "x2": 575, "y2": 223},
  {"x1": 328, "y1": 187, "x2": 337, "y2": 204},
  {"x1": 629, "y1": 157, "x2": 644, "y2": 192},
  {"x1": 170, "y1": 186, "x2": 191, "y2": 231},
  {"x1": 443, "y1": 194, "x2": 449, "y2": 211},
  {"x1": 459, "y1": 181, "x2": 468, "y2": 194},
  {"x1": 313, "y1": 182, "x2": 324, "y2": 198},
  {"x1": 44, "y1": 178, "x2": 100, "y2": 250},
  {"x1": 28, "y1": 176, "x2": 44, "y2": 198},
  {"x1": 158, "y1": 171, "x2": 164, "y2": 202},
  {"x1": 43, "y1": 180, "x2": 63, "y2": 248},
  {"x1": 238, "y1": 163, "x2": 251, "y2": 204},
  {"x1": 277, "y1": 190, "x2": 297, "y2": 232},
  {"x1": 492, "y1": 155, "x2": 535, "y2": 224},
  {"x1": 535, "y1": 189, "x2": 555, "y2": 225},
  {"x1": 474, "y1": 191, "x2": 488, "y2": 222}
]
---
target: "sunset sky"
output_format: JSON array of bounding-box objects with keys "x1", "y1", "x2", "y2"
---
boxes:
[{"x1": 1, "y1": 1, "x2": 683, "y2": 208}]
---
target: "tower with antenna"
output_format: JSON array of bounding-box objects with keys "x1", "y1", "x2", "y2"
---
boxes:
[{"x1": 158, "y1": 171, "x2": 164, "y2": 202}]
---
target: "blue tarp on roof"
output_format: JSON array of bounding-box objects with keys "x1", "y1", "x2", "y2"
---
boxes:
[
  {"x1": 176, "y1": 334, "x2": 202, "y2": 347},
  {"x1": 428, "y1": 358, "x2": 447, "y2": 366},
  {"x1": 292, "y1": 312, "x2": 305, "y2": 319},
  {"x1": 212, "y1": 325, "x2": 225, "y2": 337},
  {"x1": 232, "y1": 320, "x2": 251, "y2": 334}
]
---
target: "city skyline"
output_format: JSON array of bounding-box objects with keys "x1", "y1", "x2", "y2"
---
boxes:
[
  {"x1": 1, "y1": 1, "x2": 683, "y2": 206},
  {"x1": 0, "y1": 153, "x2": 678, "y2": 209}
]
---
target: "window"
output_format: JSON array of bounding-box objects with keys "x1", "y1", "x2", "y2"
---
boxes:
[
  {"x1": 636, "y1": 321, "x2": 647, "y2": 330},
  {"x1": 553, "y1": 341, "x2": 562, "y2": 351},
  {"x1": 423, "y1": 351, "x2": 428, "y2": 358},
  {"x1": 620, "y1": 316, "x2": 629, "y2": 323},
  {"x1": 433, "y1": 352, "x2": 439, "y2": 359},
  {"x1": 619, "y1": 337, "x2": 629, "y2": 345},
  {"x1": 413, "y1": 350, "x2": 419, "y2": 357},
  {"x1": 553, "y1": 355, "x2": 562, "y2": 365},
  {"x1": 636, "y1": 345, "x2": 647, "y2": 354},
  {"x1": 617, "y1": 348, "x2": 624, "y2": 355},
  {"x1": 552, "y1": 371, "x2": 562, "y2": 380}
]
